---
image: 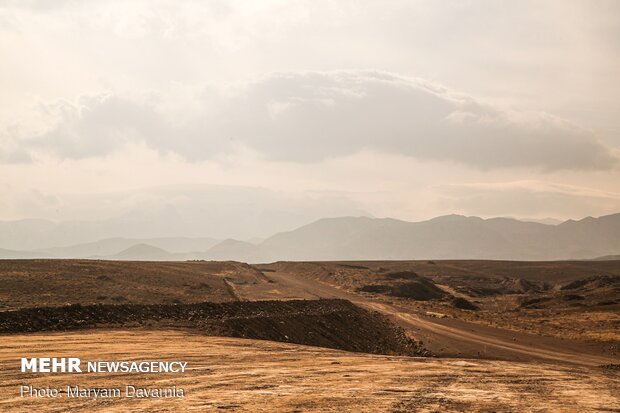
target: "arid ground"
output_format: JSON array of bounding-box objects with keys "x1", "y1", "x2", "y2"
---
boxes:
[
  {"x1": 1, "y1": 330, "x2": 619, "y2": 413},
  {"x1": 252, "y1": 261, "x2": 620, "y2": 364},
  {"x1": 0, "y1": 259, "x2": 618, "y2": 411}
]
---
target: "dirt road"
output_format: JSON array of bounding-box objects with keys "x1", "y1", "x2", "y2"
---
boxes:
[{"x1": 241, "y1": 269, "x2": 618, "y2": 366}]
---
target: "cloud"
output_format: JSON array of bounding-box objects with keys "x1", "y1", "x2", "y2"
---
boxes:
[
  {"x1": 30, "y1": 95, "x2": 172, "y2": 159},
  {"x1": 0, "y1": 128, "x2": 32, "y2": 163},
  {"x1": 8, "y1": 70, "x2": 618, "y2": 170}
]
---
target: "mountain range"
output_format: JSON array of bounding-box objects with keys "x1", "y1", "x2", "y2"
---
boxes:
[{"x1": 1, "y1": 213, "x2": 619, "y2": 262}]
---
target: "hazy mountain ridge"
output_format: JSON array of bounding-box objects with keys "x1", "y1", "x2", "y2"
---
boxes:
[
  {"x1": 0, "y1": 237, "x2": 220, "y2": 260},
  {"x1": 43, "y1": 237, "x2": 220, "y2": 257},
  {"x1": 592, "y1": 254, "x2": 620, "y2": 261},
  {"x1": 1, "y1": 213, "x2": 619, "y2": 262},
  {"x1": 106, "y1": 244, "x2": 178, "y2": 261},
  {"x1": 209, "y1": 213, "x2": 620, "y2": 262}
]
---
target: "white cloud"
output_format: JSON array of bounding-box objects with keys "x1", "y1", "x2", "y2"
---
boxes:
[
  {"x1": 7, "y1": 71, "x2": 618, "y2": 171},
  {"x1": 1, "y1": 1, "x2": 619, "y2": 225}
]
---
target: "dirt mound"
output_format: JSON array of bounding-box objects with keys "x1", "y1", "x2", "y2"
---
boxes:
[
  {"x1": 383, "y1": 270, "x2": 419, "y2": 280},
  {"x1": 359, "y1": 278, "x2": 447, "y2": 301},
  {"x1": 512, "y1": 278, "x2": 542, "y2": 293},
  {"x1": 560, "y1": 277, "x2": 596, "y2": 290},
  {"x1": 560, "y1": 275, "x2": 620, "y2": 291},
  {"x1": 338, "y1": 263, "x2": 369, "y2": 270},
  {"x1": 0, "y1": 299, "x2": 426, "y2": 356},
  {"x1": 455, "y1": 277, "x2": 548, "y2": 297},
  {"x1": 390, "y1": 281, "x2": 448, "y2": 300},
  {"x1": 562, "y1": 294, "x2": 585, "y2": 301},
  {"x1": 451, "y1": 297, "x2": 479, "y2": 310},
  {"x1": 359, "y1": 285, "x2": 392, "y2": 294},
  {"x1": 519, "y1": 296, "x2": 553, "y2": 308}
]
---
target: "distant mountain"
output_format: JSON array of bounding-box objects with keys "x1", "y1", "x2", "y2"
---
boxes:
[
  {"x1": 0, "y1": 185, "x2": 370, "y2": 250},
  {"x1": 0, "y1": 237, "x2": 219, "y2": 260},
  {"x1": 203, "y1": 239, "x2": 260, "y2": 261},
  {"x1": 519, "y1": 217, "x2": 563, "y2": 225},
  {"x1": 591, "y1": 254, "x2": 620, "y2": 261},
  {"x1": 2, "y1": 213, "x2": 620, "y2": 262},
  {"x1": 0, "y1": 215, "x2": 189, "y2": 251},
  {"x1": 106, "y1": 244, "x2": 178, "y2": 261},
  {"x1": 0, "y1": 248, "x2": 41, "y2": 259},
  {"x1": 40, "y1": 237, "x2": 219, "y2": 258},
  {"x1": 0, "y1": 211, "x2": 219, "y2": 251},
  {"x1": 202, "y1": 213, "x2": 620, "y2": 262}
]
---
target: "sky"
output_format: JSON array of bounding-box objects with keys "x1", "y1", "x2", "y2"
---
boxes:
[{"x1": 1, "y1": 0, "x2": 619, "y2": 237}]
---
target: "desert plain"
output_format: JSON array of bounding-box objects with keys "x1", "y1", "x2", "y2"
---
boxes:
[{"x1": 0, "y1": 259, "x2": 618, "y2": 412}]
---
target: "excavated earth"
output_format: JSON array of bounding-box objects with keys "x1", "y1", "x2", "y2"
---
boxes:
[{"x1": 0, "y1": 299, "x2": 427, "y2": 356}]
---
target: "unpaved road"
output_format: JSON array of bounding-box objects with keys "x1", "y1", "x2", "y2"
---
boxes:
[
  {"x1": 238, "y1": 269, "x2": 618, "y2": 367},
  {"x1": 1, "y1": 330, "x2": 618, "y2": 412}
]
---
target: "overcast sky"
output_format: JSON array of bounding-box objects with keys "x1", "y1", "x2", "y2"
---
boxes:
[{"x1": 1, "y1": 0, "x2": 619, "y2": 234}]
